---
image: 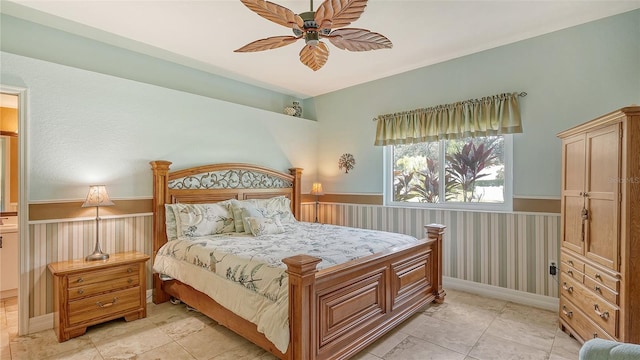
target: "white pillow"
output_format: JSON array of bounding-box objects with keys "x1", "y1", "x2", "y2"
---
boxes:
[
  {"x1": 230, "y1": 196, "x2": 296, "y2": 233},
  {"x1": 247, "y1": 216, "x2": 285, "y2": 236},
  {"x1": 253, "y1": 196, "x2": 296, "y2": 224},
  {"x1": 171, "y1": 202, "x2": 235, "y2": 238},
  {"x1": 164, "y1": 204, "x2": 179, "y2": 241}
]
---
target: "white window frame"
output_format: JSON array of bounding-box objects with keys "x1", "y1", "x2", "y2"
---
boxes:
[{"x1": 383, "y1": 135, "x2": 513, "y2": 212}]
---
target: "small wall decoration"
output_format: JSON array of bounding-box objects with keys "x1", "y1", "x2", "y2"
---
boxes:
[{"x1": 338, "y1": 153, "x2": 356, "y2": 173}]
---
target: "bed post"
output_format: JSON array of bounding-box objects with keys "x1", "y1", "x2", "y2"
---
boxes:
[
  {"x1": 282, "y1": 254, "x2": 322, "y2": 360},
  {"x1": 289, "y1": 168, "x2": 303, "y2": 220},
  {"x1": 150, "y1": 160, "x2": 172, "y2": 304},
  {"x1": 426, "y1": 224, "x2": 446, "y2": 303}
]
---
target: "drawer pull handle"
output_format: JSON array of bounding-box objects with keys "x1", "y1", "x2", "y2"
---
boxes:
[
  {"x1": 128, "y1": 278, "x2": 133, "y2": 284},
  {"x1": 593, "y1": 333, "x2": 598, "y2": 339},
  {"x1": 562, "y1": 305, "x2": 573, "y2": 318},
  {"x1": 96, "y1": 298, "x2": 118, "y2": 308},
  {"x1": 594, "y1": 304, "x2": 609, "y2": 319},
  {"x1": 77, "y1": 289, "x2": 84, "y2": 295},
  {"x1": 562, "y1": 282, "x2": 573, "y2": 293},
  {"x1": 594, "y1": 285, "x2": 601, "y2": 292},
  {"x1": 127, "y1": 268, "x2": 133, "y2": 273},
  {"x1": 77, "y1": 278, "x2": 84, "y2": 283},
  {"x1": 568, "y1": 260, "x2": 574, "y2": 266},
  {"x1": 567, "y1": 270, "x2": 573, "y2": 276},
  {"x1": 595, "y1": 273, "x2": 602, "y2": 280}
]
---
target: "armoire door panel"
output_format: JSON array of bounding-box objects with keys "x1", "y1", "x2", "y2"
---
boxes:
[
  {"x1": 563, "y1": 135, "x2": 586, "y2": 192},
  {"x1": 562, "y1": 195, "x2": 585, "y2": 254},
  {"x1": 587, "y1": 125, "x2": 620, "y2": 194},
  {"x1": 585, "y1": 124, "x2": 620, "y2": 271},
  {"x1": 586, "y1": 197, "x2": 618, "y2": 270}
]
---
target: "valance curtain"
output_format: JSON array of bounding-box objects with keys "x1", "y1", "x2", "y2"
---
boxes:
[{"x1": 373, "y1": 92, "x2": 523, "y2": 146}]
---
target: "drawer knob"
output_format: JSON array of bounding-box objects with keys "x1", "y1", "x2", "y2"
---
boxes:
[
  {"x1": 594, "y1": 304, "x2": 609, "y2": 319},
  {"x1": 127, "y1": 268, "x2": 133, "y2": 273},
  {"x1": 562, "y1": 282, "x2": 574, "y2": 293},
  {"x1": 594, "y1": 285, "x2": 601, "y2": 292},
  {"x1": 77, "y1": 278, "x2": 84, "y2": 283},
  {"x1": 562, "y1": 305, "x2": 573, "y2": 318},
  {"x1": 567, "y1": 270, "x2": 573, "y2": 276},
  {"x1": 593, "y1": 333, "x2": 598, "y2": 339},
  {"x1": 568, "y1": 260, "x2": 574, "y2": 266},
  {"x1": 128, "y1": 278, "x2": 133, "y2": 284},
  {"x1": 96, "y1": 297, "x2": 118, "y2": 308},
  {"x1": 77, "y1": 289, "x2": 84, "y2": 295},
  {"x1": 595, "y1": 273, "x2": 602, "y2": 280}
]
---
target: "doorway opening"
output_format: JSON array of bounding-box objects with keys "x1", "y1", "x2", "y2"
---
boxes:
[{"x1": 0, "y1": 86, "x2": 28, "y2": 338}]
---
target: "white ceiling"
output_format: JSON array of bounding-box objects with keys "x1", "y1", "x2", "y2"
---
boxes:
[{"x1": 5, "y1": 0, "x2": 640, "y2": 98}]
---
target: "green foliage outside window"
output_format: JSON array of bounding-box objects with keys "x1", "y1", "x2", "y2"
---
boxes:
[{"x1": 392, "y1": 136, "x2": 504, "y2": 204}]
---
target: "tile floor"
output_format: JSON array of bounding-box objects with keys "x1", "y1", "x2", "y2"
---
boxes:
[{"x1": 0, "y1": 289, "x2": 582, "y2": 360}]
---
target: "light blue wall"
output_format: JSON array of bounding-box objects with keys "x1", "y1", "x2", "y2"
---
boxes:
[
  {"x1": 311, "y1": 9, "x2": 640, "y2": 197},
  {"x1": 0, "y1": 52, "x2": 319, "y2": 201},
  {"x1": 0, "y1": 13, "x2": 312, "y2": 117}
]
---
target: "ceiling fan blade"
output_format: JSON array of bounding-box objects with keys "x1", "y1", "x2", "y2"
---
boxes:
[
  {"x1": 325, "y1": 28, "x2": 392, "y2": 51},
  {"x1": 235, "y1": 36, "x2": 301, "y2": 52},
  {"x1": 299, "y1": 42, "x2": 330, "y2": 71},
  {"x1": 315, "y1": 0, "x2": 368, "y2": 31},
  {"x1": 240, "y1": 0, "x2": 304, "y2": 29}
]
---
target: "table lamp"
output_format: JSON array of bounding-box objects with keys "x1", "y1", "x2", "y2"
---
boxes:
[
  {"x1": 82, "y1": 185, "x2": 114, "y2": 261},
  {"x1": 310, "y1": 182, "x2": 323, "y2": 223}
]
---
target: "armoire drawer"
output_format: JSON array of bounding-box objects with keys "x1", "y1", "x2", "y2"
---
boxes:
[
  {"x1": 584, "y1": 264, "x2": 620, "y2": 293},
  {"x1": 584, "y1": 276, "x2": 619, "y2": 305},
  {"x1": 560, "y1": 273, "x2": 619, "y2": 337},
  {"x1": 560, "y1": 296, "x2": 615, "y2": 342},
  {"x1": 561, "y1": 251, "x2": 585, "y2": 274}
]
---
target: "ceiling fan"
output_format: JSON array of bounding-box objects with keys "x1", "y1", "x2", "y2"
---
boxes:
[{"x1": 234, "y1": 0, "x2": 393, "y2": 71}]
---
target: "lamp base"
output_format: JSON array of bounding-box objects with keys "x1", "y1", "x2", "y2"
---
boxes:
[{"x1": 86, "y1": 251, "x2": 109, "y2": 261}]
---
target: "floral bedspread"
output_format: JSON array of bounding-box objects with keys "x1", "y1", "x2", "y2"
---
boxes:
[{"x1": 153, "y1": 222, "x2": 419, "y2": 353}]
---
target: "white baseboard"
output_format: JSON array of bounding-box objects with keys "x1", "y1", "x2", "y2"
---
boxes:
[
  {"x1": 443, "y1": 276, "x2": 559, "y2": 312},
  {"x1": 28, "y1": 313, "x2": 53, "y2": 334}
]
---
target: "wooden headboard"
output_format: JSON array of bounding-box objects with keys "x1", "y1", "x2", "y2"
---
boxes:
[{"x1": 150, "y1": 161, "x2": 303, "y2": 258}]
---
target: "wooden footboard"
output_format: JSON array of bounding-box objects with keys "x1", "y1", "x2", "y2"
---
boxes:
[{"x1": 284, "y1": 224, "x2": 445, "y2": 360}]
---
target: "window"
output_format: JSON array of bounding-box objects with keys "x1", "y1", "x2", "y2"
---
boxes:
[{"x1": 384, "y1": 135, "x2": 512, "y2": 211}]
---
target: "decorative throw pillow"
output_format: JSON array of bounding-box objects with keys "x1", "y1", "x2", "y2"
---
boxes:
[
  {"x1": 229, "y1": 199, "x2": 255, "y2": 233},
  {"x1": 241, "y1": 206, "x2": 264, "y2": 234},
  {"x1": 171, "y1": 202, "x2": 235, "y2": 238},
  {"x1": 247, "y1": 216, "x2": 285, "y2": 236}
]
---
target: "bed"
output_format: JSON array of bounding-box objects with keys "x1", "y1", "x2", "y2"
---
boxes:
[{"x1": 150, "y1": 161, "x2": 446, "y2": 360}]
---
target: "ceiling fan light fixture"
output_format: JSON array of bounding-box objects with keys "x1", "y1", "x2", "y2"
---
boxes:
[{"x1": 305, "y1": 31, "x2": 320, "y2": 47}]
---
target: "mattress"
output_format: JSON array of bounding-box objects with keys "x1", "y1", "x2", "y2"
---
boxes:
[{"x1": 153, "y1": 221, "x2": 419, "y2": 353}]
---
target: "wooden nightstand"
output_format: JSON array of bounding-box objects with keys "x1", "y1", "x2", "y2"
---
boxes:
[{"x1": 48, "y1": 251, "x2": 150, "y2": 342}]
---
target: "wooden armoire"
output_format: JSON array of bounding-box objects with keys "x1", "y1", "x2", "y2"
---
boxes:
[{"x1": 557, "y1": 106, "x2": 640, "y2": 344}]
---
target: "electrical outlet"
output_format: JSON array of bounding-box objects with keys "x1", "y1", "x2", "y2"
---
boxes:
[{"x1": 549, "y1": 261, "x2": 557, "y2": 276}]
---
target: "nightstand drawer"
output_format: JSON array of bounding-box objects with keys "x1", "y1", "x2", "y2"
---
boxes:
[
  {"x1": 68, "y1": 264, "x2": 139, "y2": 288},
  {"x1": 68, "y1": 286, "x2": 142, "y2": 326},
  {"x1": 68, "y1": 275, "x2": 139, "y2": 300}
]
